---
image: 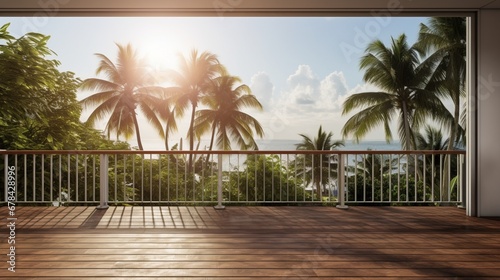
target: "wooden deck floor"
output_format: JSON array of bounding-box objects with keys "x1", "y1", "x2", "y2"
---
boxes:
[{"x1": 1, "y1": 206, "x2": 500, "y2": 279}]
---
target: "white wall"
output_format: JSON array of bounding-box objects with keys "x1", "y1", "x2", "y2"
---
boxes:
[{"x1": 478, "y1": 10, "x2": 500, "y2": 216}]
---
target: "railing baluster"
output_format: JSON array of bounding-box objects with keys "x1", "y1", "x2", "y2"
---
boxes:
[
  {"x1": 167, "y1": 153, "x2": 171, "y2": 203},
  {"x1": 446, "y1": 151, "x2": 451, "y2": 202},
  {"x1": 431, "y1": 154, "x2": 435, "y2": 202},
  {"x1": 141, "y1": 154, "x2": 145, "y2": 203},
  {"x1": 405, "y1": 154, "x2": 409, "y2": 203},
  {"x1": 397, "y1": 155, "x2": 400, "y2": 202},
  {"x1": 423, "y1": 154, "x2": 426, "y2": 202},
  {"x1": 389, "y1": 154, "x2": 392, "y2": 203},
  {"x1": 150, "y1": 154, "x2": 153, "y2": 203},
  {"x1": 336, "y1": 153, "x2": 348, "y2": 209},
  {"x1": 440, "y1": 154, "x2": 443, "y2": 202},
  {"x1": 49, "y1": 154, "x2": 54, "y2": 202},
  {"x1": 262, "y1": 154, "x2": 266, "y2": 202},
  {"x1": 271, "y1": 154, "x2": 275, "y2": 202},
  {"x1": 158, "y1": 154, "x2": 162, "y2": 202},
  {"x1": 67, "y1": 154, "x2": 71, "y2": 202},
  {"x1": 363, "y1": 154, "x2": 367, "y2": 202},
  {"x1": 114, "y1": 154, "x2": 117, "y2": 202},
  {"x1": 354, "y1": 154, "x2": 358, "y2": 203},
  {"x1": 84, "y1": 155, "x2": 87, "y2": 203},
  {"x1": 214, "y1": 153, "x2": 225, "y2": 210},
  {"x1": 371, "y1": 154, "x2": 375, "y2": 202},
  {"x1": 23, "y1": 154, "x2": 28, "y2": 202},
  {"x1": 380, "y1": 154, "x2": 383, "y2": 202},
  {"x1": 460, "y1": 154, "x2": 466, "y2": 206},
  {"x1": 97, "y1": 154, "x2": 109, "y2": 209},
  {"x1": 183, "y1": 154, "x2": 187, "y2": 202},
  {"x1": 414, "y1": 154, "x2": 418, "y2": 202},
  {"x1": 237, "y1": 154, "x2": 241, "y2": 202},
  {"x1": 123, "y1": 154, "x2": 127, "y2": 202},
  {"x1": 41, "y1": 154, "x2": 45, "y2": 202},
  {"x1": 342, "y1": 154, "x2": 349, "y2": 200}
]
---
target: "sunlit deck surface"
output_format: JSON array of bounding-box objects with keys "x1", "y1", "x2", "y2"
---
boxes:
[{"x1": 1, "y1": 206, "x2": 500, "y2": 279}]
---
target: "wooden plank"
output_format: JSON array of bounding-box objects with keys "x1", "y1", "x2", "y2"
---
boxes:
[{"x1": 1, "y1": 206, "x2": 500, "y2": 279}]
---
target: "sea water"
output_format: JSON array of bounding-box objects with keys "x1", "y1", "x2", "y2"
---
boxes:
[{"x1": 255, "y1": 139, "x2": 401, "y2": 151}]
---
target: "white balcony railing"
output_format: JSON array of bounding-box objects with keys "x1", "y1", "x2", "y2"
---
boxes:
[{"x1": 1, "y1": 150, "x2": 465, "y2": 208}]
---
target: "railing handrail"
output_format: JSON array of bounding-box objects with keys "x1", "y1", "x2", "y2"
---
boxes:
[{"x1": 0, "y1": 150, "x2": 466, "y2": 155}]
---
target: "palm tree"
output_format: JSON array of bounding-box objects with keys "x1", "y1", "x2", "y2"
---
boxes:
[
  {"x1": 415, "y1": 17, "x2": 467, "y2": 200},
  {"x1": 80, "y1": 43, "x2": 164, "y2": 150},
  {"x1": 194, "y1": 73, "x2": 264, "y2": 156},
  {"x1": 355, "y1": 150, "x2": 399, "y2": 179},
  {"x1": 415, "y1": 17, "x2": 466, "y2": 150},
  {"x1": 415, "y1": 125, "x2": 448, "y2": 151},
  {"x1": 167, "y1": 50, "x2": 223, "y2": 168},
  {"x1": 295, "y1": 126, "x2": 344, "y2": 200},
  {"x1": 341, "y1": 34, "x2": 449, "y2": 151},
  {"x1": 414, "y1": 125, "x2": 454, "y2": 200}
]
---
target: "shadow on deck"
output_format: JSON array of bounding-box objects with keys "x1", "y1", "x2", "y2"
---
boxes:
[{"x1": 1, "y1": 206, "x2": 500, "y2": 279}]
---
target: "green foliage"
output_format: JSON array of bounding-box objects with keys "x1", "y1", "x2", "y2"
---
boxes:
[
  {"x1": 347, "y1": 170, "x2": 459, "y2": 204},
  {"x1": 342, "y1": 33, "x2": 455, "y2": 150},
  {"x1": 0, "y1": 23, "x2": 126, "y2": 151},
  {"x1": 294, "y1": 126, "x2": 344, "y2": 199},
  {"x1": 194, "y1": 73, "x2": 264, "y2": 152},
  {"x1": 228, "y1": 154, "x2": 310, "y2": 202}
]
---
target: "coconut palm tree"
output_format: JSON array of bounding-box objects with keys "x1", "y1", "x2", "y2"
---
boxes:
[
  {"x1": 167, "y1": 49, "x2": 223, "y2": 168},
  {"x1": 414, "y1": 125, "x2": 457, "y2": 200},
  {"x1": 295, "y1": 126, "x2": 344, "y2": 200},
  {"x1": 355, "y1": 150, "x2": 399, "y2": 180},
  {"x1": 415, "y1": 17, "x2": 467, "y2": 150},
  {"x1": 80, "y1": 43, "x2": 164, "y2": 150},
  {"x1": 194, "y1": 73, "x2": 264, "y2": 155},
  {"x1": 415, "y1": 125, "x2": 449, "y2": 151},
  {"x1": 341, "y1": 34, "x2": 449, "y2": 151}
]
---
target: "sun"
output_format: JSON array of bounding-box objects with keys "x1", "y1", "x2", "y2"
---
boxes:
[{"x1": 140, "y1": 39, "x2": 180, "y2": 72}]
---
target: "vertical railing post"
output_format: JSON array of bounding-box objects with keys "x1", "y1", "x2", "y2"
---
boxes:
[
  {"x1": 336, "y1": 153, "x2": 348, "y2": 209},
  {"x1": 4, "y1": 153, "x2": 8, "y2": 203},
  {"x1": 214, "y1": 153, "x2": 225, "y2": 210},
  {"x1": 459, "y1": 154, "x2": 466, "y2": 209},
  {"x1": 97, "y1": 154, "x2": 109, "y2": 210}
]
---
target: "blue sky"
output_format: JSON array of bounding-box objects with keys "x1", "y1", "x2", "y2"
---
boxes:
[{"x1": 2, "y1": 16, "x2": 427, "y2": 149}]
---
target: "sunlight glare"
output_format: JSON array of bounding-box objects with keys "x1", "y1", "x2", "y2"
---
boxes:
[{"x1": 140, "y1": 39, "x2": 179, "y2": 71}]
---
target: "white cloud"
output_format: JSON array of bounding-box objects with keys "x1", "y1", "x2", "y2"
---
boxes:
[
  {"x1": 319, "y1": 71, "x2": 349, "y2": 111},
  {"x1": 285, "y1": 65, "x2": 320, "y2": 106},
  {"x1": 250, "y1": 72, "x2": 274, "y2": 110},
  {"x1": 250, "y1": 65, "x2": 387, "y2": 140},
  {"x1": 278, "y1": 65, "x2": 353, "y2": 116}
]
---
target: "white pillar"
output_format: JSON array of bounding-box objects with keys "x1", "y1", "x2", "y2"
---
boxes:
[
  {"x1": 97, "y1": 154, "x2": 109, "y2": 210},
  {"x1": 336, "y1": 153, "x2": 348, "y2": 210},
  {"x1": 214, "y1": 153, "x2": 225, "y2": 210}
]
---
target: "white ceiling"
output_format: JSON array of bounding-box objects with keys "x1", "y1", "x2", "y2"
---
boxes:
[{"x1": 0, "y1": 0, "x2": 499, "y2": 14}]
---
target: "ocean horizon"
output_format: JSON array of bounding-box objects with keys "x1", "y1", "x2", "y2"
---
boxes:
[{"x1": 141, "y1": 139, "x2": 401, "y2": 151}]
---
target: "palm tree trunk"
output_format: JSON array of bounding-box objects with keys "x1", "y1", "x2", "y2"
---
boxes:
[
  {"x1": 402, "y1": 101, "x2": 413, "y2": 151},
  {"x1": 164, "y1": 125, "x2": 169, "y2": 150},
  {"x1": 402, "y1": 100, "x2": 423, "y2": 184},
  {"x1": 443, "y1": 90, "x2": 461, "y2": 200},
  {"x1": 188, "y1": 105, "x2": 196, "y2": 172},
  {"x1": 316, "y1": 181, "x2": 322, "y2": 202},
  {"x1": 447, "y1": 93, "x2": 461, "y2": 151},
  {"x1": 132, "y1": 113, "x2": 144, "y2": 151},
  {"x1": 205, "y1": 124, "x2": 217, "y2": 167}
]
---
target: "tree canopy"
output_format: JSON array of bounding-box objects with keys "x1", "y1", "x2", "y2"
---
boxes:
[{"x1": 0, "y1": 23, "x2": 128, "y2": 150}]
